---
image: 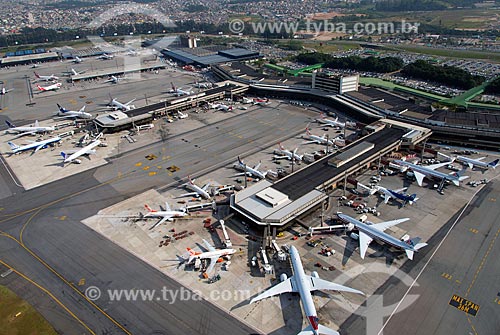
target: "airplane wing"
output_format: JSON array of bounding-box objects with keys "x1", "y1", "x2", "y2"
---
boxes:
[
  {"x1": 371, "y1": 218, "x2": 410, "y2": 232},
  {"x1": 179, "y1": 192, "x2": 199, "y2": 198},
  {"x1": 426, "y1": 161, "x2": 450, "y2": 170},
  {"x1": 307, "y1": 276, "x2": 364, "y2": 295},
  {"x1": 358, "y1": 231, "x2": 373, "y2": 259},
  {"x1": 206, "y1": 257, "x2": 218, "y2": 274},
  {"x1": 301, "y1": 140, "x2": 317, "y2": 145},
  {"x1": 202, "y1": 239, "x2": 216, "y2": 252},
  {"x1": 383, "y1": 193, "x2": 391, "y2": 204},
  {"x1": 33, "y1": 144, "x2": 44, "y2": 153},
  {"x1": 273, "y1": 155, "x2": 288, "y2": 160},
  {"x1": 125, "y1": 98, "x2": 136, "y2": 106},
  {"x1": 164, "y1": 202, "x2": 171, "y2": 212},
  {"x1": 202, "y1": 183, "x2": 210, "y2": 191},
  {"x1": 394, "y1": 187, "x2": 408, "y2": 193},
  {"x1": 476, "y1": 157, "x2": 486, "y2": 161},
  {"x1": 254, "y1": 162, "x2": 261, "y2": 170},
  {"x1": 250, "y1": 277, "x2": 296, "y2": 303},
  {"x1": 150, "y1": 216, "x2": 171, "y2": 230},
  {"x1": 413, "y1": 171, "x2": 425, "y2": 187}
]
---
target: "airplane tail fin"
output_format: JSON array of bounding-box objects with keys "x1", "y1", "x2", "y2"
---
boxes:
[
  {"x1": 298, "y1": 324, "x2": 339, "y2": 335},
  {"x1": 405, "y1": 249, "x2": 415, "y2": 261},
  {"x1": 414, "y1": 242, "x2": 428, "y2": 251},
  {"x1": 57, "y1": 104, "x2": 66, "y2": 113},
  {"x1": 34, "y1": 71, "x2": 40, "y2": 78},
  {"x1": 60, "y1": 152, "x2": 68, "y2": 160},
  {"x1": 278, "y1": 142, "x2": 285, "y2": 150},
  {"x1": 7, "y1": 142, "x2": 19, "y2": 150},
  {"x1": 306, "y1": 127, "x2": 311, "y2": 135},
  {"x1": 36, "y1": 85, "x2": 43, "y2": 91},
  {"x1": 489, "y1": 159, "x2": 499, "y2": 169},
  {"x1": 5, "y1": 120, "x2": 15, "y2": 128},
  {"x1": 237, "y1": 156, "x2": 244, "y2": 165},
  {"x1": 409, "y1": 194, "x2": 418, "y2": 204},
  {"x1": 144, "y1": 204, "x2": 156, "y2": 212}
]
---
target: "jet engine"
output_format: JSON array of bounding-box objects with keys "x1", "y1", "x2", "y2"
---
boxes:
[
  {"x1": 280, "y1": 273, "x2": 288, "y2": 282},
  {"x1": 311, "y1": 271, "x2": 319, "y2": 278}
]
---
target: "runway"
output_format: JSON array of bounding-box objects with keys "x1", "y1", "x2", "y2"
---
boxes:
[
  {"x1": 0, "y1": 103, "x2": 313, "y2": 334},
  {"x1": 339, "y1": 180, "x2": 500, "y2": 335}
]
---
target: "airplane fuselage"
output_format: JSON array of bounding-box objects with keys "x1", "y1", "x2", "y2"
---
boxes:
[
  {"x1": 289, "y1": 246, "x2": 321, "y2": 335},
  {"x1": 187, "y1": 183, "x2": 211, "y2": 199},
  {"x1": 394, "y1": 160, "x2": 460, "y2": 185},
  {"x1": 338, "y1": 214, "x2": 416, "y2": 254}
]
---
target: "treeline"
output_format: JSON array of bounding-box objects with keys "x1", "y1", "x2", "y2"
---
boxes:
[
  {"x1": 485, "y1": 77, "x2": 500, "y2": 94},
  {"x1": 0, "y1": 20, "x2": 223, "y2": 48},
  {"x1": 295, "y1": 53, "x2": 404, "y2": 73},
  {"x1": 401, "y1": 60, "x2": 484, "y2": 89},
  {"x1": 374, "y1": 0, "x2": 479, "y2": 11}
]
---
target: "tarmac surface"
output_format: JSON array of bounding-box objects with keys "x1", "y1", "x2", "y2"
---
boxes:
[
  {"x1": 0, "y1": 101, "x2": 314, "y2": 334},
  {"x1": 339, "y1": 178, "x2": 500, "y2": 335}
]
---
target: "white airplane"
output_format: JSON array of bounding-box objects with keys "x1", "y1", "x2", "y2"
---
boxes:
[
  {"x1": 242, "y1": 97, "x2": 253, "y2": 104},
  {"x1": 60, "y1": 140, "x2": 101, "y2": 165},
  {"x1": 367, "y1": 184, "x2": 419, "y2": 206},
  {"x1": 177, "y1": 111, "x2": 188, "y2": 119},
  {"x1": 234, "y1": 156, "x2": 268, "y2": 180},
  {"x1": 105, "y1": 75, "x2": 125, "y2": 84},
  {"x1": 169, "y1": 82, "x2": 192, "y2": 96},
  {"x1": 302, "y1": 128, "x2": 335, "y2": 146},
  {"x1": 143, "y1": 202, "x2": 188, "y2": 230},
  {"x1": 34, "y1": 72, "x2": 59, "y2": 81},
  {"x1": 8, "y1": 136, "x2": 61, "y2": 155},
  {"x1": 273, "y1": 143, "x2": 303, "y2": 161},
  {"x1": 96, "y1": 53, "x2": 114, "y2": 60},
  {"x1": 180, "y1": 176, "x2": 211, "y2": 199},
  {"x1": 439, "y1": 152, "x2": 499, "y2": 170},
  {"x1": 1, "y1": 87, "x2": 14, "y2": 95},
  {"x1": 394, "y1": 159, "x2": 468, "y2": 188},
  {"x1": 316, "y1": 113, "x2": 346, "y2": 129},
  {"x1": 194, "y1": 81, "x2": 212, "y2": 89},
  {"x1": 4, "y1": 120, "x2": 54, "y2": 136},
  {"x1": 210, "y1": 184, "x2": 234, "y2": 196},
  {"x1": 71, "y1": 56, "x2": 83, "y2": 63},
  {"x1": 36, "y1": 82, "x2": 62, "y2": 92},
  {"x1": 56, "y1": 104, "x2": 93, "y2": 119},
  {"x1": 187, "y1": 239, "x2": 236, "y2": 274},
  {"x1": 70, "y1": 68, "x2": 86, "y2": 76},
  {"x1": 338, "y1": 213, "x2": 427, "y2": 260},
  {"x1": 108, "y1": 98, "x2": 136, "y2": 111},
  {"x1": 208, "y1": 103, "x2": 232, "y2": 111},
  {"x1": 251, "y1": 245, "x2": 364, "y2": 335}
]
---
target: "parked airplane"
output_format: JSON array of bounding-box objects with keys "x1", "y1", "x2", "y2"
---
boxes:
[
  {"x1": 60, "y1": 140, "x2": 101, "y2": 165},
  {"x1": 242, "y1": 97, "x2": 253, "y2": 104},
  {"x1": 187, "y1": 239, "x2": 236, "y2": 273},
  {"x1": 253, "y1": 97, "x2": 270, "y2": 106},
  {"x1": 4, "y1": 120, "x2": 54, "y2": 136},
  {"x1": 36, "y1": 82, "x2": 62, "y2": 92},
  {"x1": 439, "y1": 152, "x2": 499, "y2": 170},
  {"x1": 105, "y1": 76, "x2": 123, "y2": 84},
  {"x1": 56, "y1": 104, "x2": 92, "y2": 119},
  {"x1": 302, "y1": 128, "x2": 335, "y2": 146},
  {"x1": 180, "y1": 176, "x2": 211, "y2": 199},
  {"x1": 96, "y1": 53, "x2": 114, "y2": 60},
  {"x1": 169, "y1": 82, "x2": 192, "y2": 96},
  {"x1": 70, "y1": 68, "x2": 86, "y2": 76},
  {"x1": 234, "y1": 156, "x2": 268, "y2": 180},
  {"x1": 194, "y1": 81, "x2": 212, "y2": 89},
  {"x1": 337, "y1": 213, "x2": 427, "y2": 260},
  {"x1": 108, "y1": 98, "x2": 136, "y2": 111},
  {"x1": 251, "y1": 245, "x2": 364, "y2": 335},
  {"x1": 394, "y1": 159, "x2": 468, "y2": 188},
  {"x1": 273, "y1": 143, "x2": 303, "y2": 161},
  {"x1": 1, "y1": 87, "x2": 14, "y2": 95},
  {"x1": 8, "y1": 136, "x2": 61, "y2": 155},
  {"x1": 372, "y1": 185, "x2": 418, "y2": 206},
  {"x1": 71, "y1": 56, "x2": 83, "y2": 63},
  {"x1": 143, "y1": 202, "x2": 187, "y2": 230},
  {"x1": 316, "y1": 113, "x2": 346, "y2": 129},
  {"x1": 34, "y1": 72, "x2": 59, "y2": 81},
  {"x1": 177, "y1": 111, "x2": 188, "y2": 119},
  {"x1": 209, "y1": 103, "x2": 232, "y2": 111}
]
